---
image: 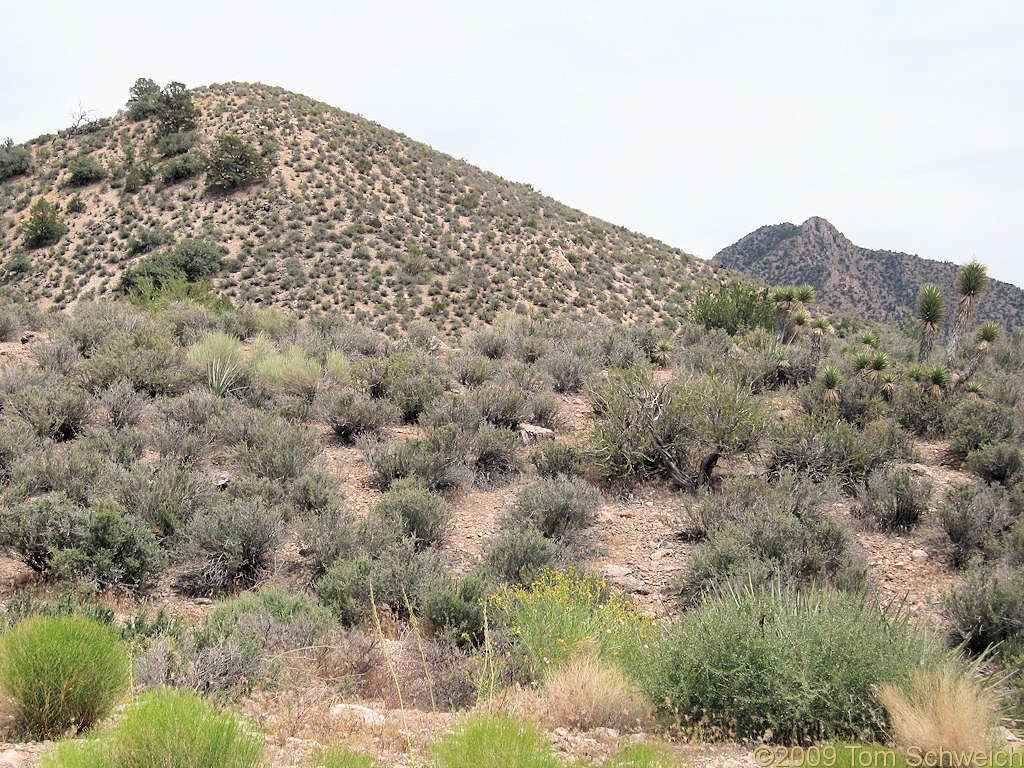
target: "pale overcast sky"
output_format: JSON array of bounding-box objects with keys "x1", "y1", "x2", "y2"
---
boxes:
[{"x1": 3, "y1": 1, "x2": 1022, "y2": 287}]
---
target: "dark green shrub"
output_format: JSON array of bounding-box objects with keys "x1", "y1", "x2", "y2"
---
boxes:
[
  {"x1": 945, "y1": 398, "x2": 1014, "y2": 458},
  {"x1": 67, "y1": 154, "x2": 107, "y2": 186},
  {"x1": 41, "y1": 688, "x2": 264, "y2": 768},
  {"x1": 22, "y1": 198, "x2": 68, "y2": 248},
  {"x1": 507, "y1": 477, "x2": 601, "y2": 540},
  {"x1": 938, "y1": 483, "x2": 1016, "y2": 568},
  {"x1": 372, "y1": 478, "x2": 452, "y2": 551},
  {"x1": 156, "y1": 130, "x2": 198, "y2": 157},
  {"x1": 1, "y1": 494, "x2": 165, "y2": 589},
  {"x1": 945, "y1": 566, "x2": 1024, "y2": 654},
  {"x1": 689, "y1": 280, "x2": 773, "y2": 335},
  {"x1": 0, "y1": 137, "x2": 32, "y2": 181},
  {"x1": 482, "y1": 526, "x2": 570, "y2": 585},
  {"x1": 176, "y1": 499, "x2": 282, "y2": 595},
  {"x1": 66, "y1": 196, "x2": 87, "y2": 214},
  {"x1": 639, "y1": 585, "x2": 946, "y2": 743},
  {"x1": 206, "y1": 134, "x2": 270, "y2": 192},
  {"x1": 0, "y1": 615, "x2": 129, "y2": 738},
  {"x1": 471, "y1": 424, "x2": 521, "y2": 487},
  {"x1": 528, "y1": 441, "x2": 585, "y2": 478},
  {"x1": 321, "y1": 386, "x2": 398, "y2": 443},
  {"x1": 156, "y1": 81, "x2": 198, "y2": 136},
  {"x1": 119, "y1": 239, "x2": 223, "y2": 294},
  {"x1": 856, "y1": 467, "x2": 933, "y2": 530},
  {"x1": 125, "y1": 77, "x2": 162, "y2": 120},
  {"x1": 160, "y1": 151, "x2": 206, "y2": 184},
  {"x1": 675, "y1": 506, "x2": 866, "y2": 605},
  {"x1": 965, "y1": 442, "x2": 1023, "y2": 486}
]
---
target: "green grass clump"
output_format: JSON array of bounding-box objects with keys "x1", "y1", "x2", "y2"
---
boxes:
[
  {"x1": 42, "y1": 689, "x2": 263, "y2": 768},
  {"x1": 430, "y1": 714, "x2": 561, "y2": 768},
  {"x1": 0, "y1": 615, "x2": 130, "y2": 738},
  {"x1": 639, "y1": 583, "x2": 947, "y2": 743},
  {"x1": 309, "y1": 745, "x2": 385, "y2": 768}
]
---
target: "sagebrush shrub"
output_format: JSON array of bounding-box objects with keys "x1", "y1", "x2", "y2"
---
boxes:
[
  {"x1": 5, "y1": 377, "x2": 92, "y2": 441},
  {"x1": 372, "y1": 478, "x2": 453, "y2": 550},
  {"x1": 321, "y1": 386, "x2": 397, "y2": 443},
  {"x1": 471, "y1": 424, "x2": 521, "y2": 487},
  {"x1": 945, "y1": 398, "x2": 1014, "y2": 458},
  {"x1": 176, "y1": 499, "x2": 282, "y2": 595},
  {"x1": 507, "y1": 476, "x2": 601, "y2": 540},
  {"x1": 965, "y1": 442, "x2": 1022, "y2": 486},
  {"x1": 481, "y1": 526, "x2": 570, "y2": 585},
  {"x1": 116, "y1": 460, "x2": 211, "y2": 539},
  {"x1": 945, "y1": 566, "x2": 1024, "y2": 653},
  {"x1": 856, "y1": 467, "x2": 933, "y2": 530},
  {"x1": 639, "y1": 584, "x2": 947, "y2": 743},
  {"x1": 528, "y1": 441, "x2": 585, "y2": 479},
  {"x1": 236, "y1": 416, "x2": 321, "y2": 482},
  {"x1": 939, "y1": 483, "x2": 1015, "y2": 568},
  {"x1": 0, "y1": 615, "x2": 129, "y2": 738},
  {"x1": 365, "y1": 425, "x2": 470, "y2": 491}
]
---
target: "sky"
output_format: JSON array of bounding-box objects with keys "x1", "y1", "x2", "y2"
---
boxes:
[{"x1": 3, "y1": 1, "x2": 1023, "y2": 288}]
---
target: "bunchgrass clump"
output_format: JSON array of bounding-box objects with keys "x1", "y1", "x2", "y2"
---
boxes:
[
  {"x1": 430, "y1": 713, "x2": 561, "y2": 768},
  {"x1": 639, "y1": 583, "x2": 948, "y2": 743},
  {"x1": 0, "y1": 615, "x2": 129, "y2": 738},
  {"x1": 40, "y1": 688, "x2": 264, "y2": 768},
  {"x1": 309, "y1": 746, "x2": 385, "y2": 768}
]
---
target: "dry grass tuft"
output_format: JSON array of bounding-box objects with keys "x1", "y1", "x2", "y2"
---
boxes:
[
  {"x1": 878, "y1": 665, "x2": 1002, "y2": 765},
  {"x1": 516, "y1": 655, "x2": 652, "y2": 733}
]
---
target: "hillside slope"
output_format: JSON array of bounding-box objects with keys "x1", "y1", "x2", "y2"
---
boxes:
[
  {"x1": 715, "y1": 216, "x2": 1024, "y2": 331},
  {"x1": 0, "y1": 81, "x2": 732, "y2": 332}
]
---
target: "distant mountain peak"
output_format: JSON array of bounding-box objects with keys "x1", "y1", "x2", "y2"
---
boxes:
[{"x1": 715, "y1": 219, "x2": 1024, "y2": 330}]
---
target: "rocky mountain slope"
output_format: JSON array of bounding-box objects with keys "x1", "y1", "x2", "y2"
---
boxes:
[
  {"x1": 715, "y1": 216, "x2": 1024, "y2": 331},
  {"x1": 0, "y1": 81, "x2": 736, "y2": 333}
]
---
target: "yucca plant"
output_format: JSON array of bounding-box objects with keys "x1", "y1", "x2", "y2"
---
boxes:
[
  {"x1": 925, "y1": 364, "x2": 951, "y2": 399},
  {"x1": 954, "y1": 320, "x2": 1001, "y2": 393},
  {"x1": 808, "y1": 317, "x2": 830, "y2": 375},
  {"x1": 819, "y1": 365, "x2": 842, "y2": 406},
  {"x1": 945, "y1": 260, "x2": 989, "y2": 366},
  {"x1": 915, "y1": 283, "x2": 945, "y2": 363}
]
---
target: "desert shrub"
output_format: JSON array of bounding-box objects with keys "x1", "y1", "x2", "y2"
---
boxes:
[
  {"x1": 471, "y1": 424, "x2": 521, "y2": 487},
  {"x1": 115, "y1": 460, "x2": 211, "y2": 539},
  {"x1": 965, "y1": 442, "x2": 1022, "y2": 486},
  {"x1": 388, "y1": 372, "x2": 445, "y2": 423},
  {"x1": 119, "y1": 239, "x2": 223, "y2": 294},
  {"x1": 481, "y1": 527, "x2": 570, "y2": 586},
  {"x1": 290, "y1": 469, "x2": 340, "y2": 515},
  {"x1": 419, "y1": 571, "x2": 488, "y2": 645},
  {"x1": 206, "y1": 134, "x2": 270, "y2": 192},
  {"x1": 365, "y1": 424, "x2": 470, "y2": 491},
  {"x1": 199, "y1": 587, "x2": 330, "y2": 651},
  {"x1": 236, "y1": 417, "x2": 321, "y2": 482},
  {"x1": 856, "y1": 467, "x2": 933, "y2": 530},
  {"x1": 528, "y1": 654, "x2": 651, "y2": 732},
  {"x1": 587, "y1": 367, "x2": 765, "y2": 488},
  {"x1": 298, "y1": 503, "x2": 360, "y2": 576},
  {"x1": 0, "y1": 615, "x2": 129, "y2": 738},
  {"x1": 33, "y1": 336, "x2": 82, "y2": 376},
  {"x1": 543, "y1": 350, "x2": 595, "y2": 394},
  {"x1": 0, "y1": 308, "x2": 23, "y2": 341},
  {"x1": 372, "y1": 478, "x2": 452, "y2": 551},
  {"x1": 506, "y1": 477, "x2": 601, "y2": 540},
  {"x1": 945, "y1": 398, "x2": 1015, "y2": 458},
  {"x1": 878, "y1": 665, "x2": 1002, "y2": 761},
  {"x1": 7, "y1": 440, "x2": 105, "y2": 504},
  {"x1": 453, "y1": 353, "x2": 495, "y2": 387},
  {"x1": 490, "y1": 570, "x2": 653, "y2": 682},
  {"x1": 893, "y1": 385, "x2": 951, "y2": 438},
  {"x1": 80, "y1": 331, "x2": 189, "y2": 396},
  {"x1": 321, "y1": 386, "x2": 398, "y2": 443},
  {"x1": 471, "y1": 381, "x2": 527, "y2": 428},
  {"x1": 0, "y1": 418, "x2": 34, "y2": 485},
  {"x1": 0, "y1": 138, "x2": 31, "y2": 181},
  {"x1": 1, "y1": 494, "x2": 165, "y2": 589},
  {"x1": 471, "y1": 327, "x2": 516, "y2": 360},
  {"x1": 316, "y1": 538, "x2": 444, "y2": 624},
  {"x1": 640, "y1": 584, "x2": 947, "y2": 743},
  {"x1": 41, "y1": 688, "x2": 264, "y2": 768},
  {"x1": 528, "y1": 441, "x2": 585, "y2": 479},
  {"x1": 600, "y1": 744, "x2": 678, "y2": 768},
  {"x1": 678, "y1": 472, "x2": 831, "y2": 541},
  {"x1": 689, "y1": 280, "x2": 773, "y2": 335},
  {"x1": 767, "y1": 415, "x2": 911, "y2": 488},
  {"x1": 676, "y1": 506, "x2": 866, "y2": 605},
  {"x1": 430, "y1": 714, "x2": 561, "y2": 768},
  {"x1": 938, "y1": 483, "x2": 1016, "y2": 568},
  {"x1": 176, "y1": 498, "x2": 282, "y2": 595},
  {"x1": 22, "y1": 198, "x2": 67, "y2": 248},
  {"x1": 67, "y1": 154, "x2": 107, "y2": 186},
  {"x1": 160, "y1": 150, "x2": 206, "y2": 184},
  {"x1": 524, "y1": 390, "x2": 561, "y2": 429},
  {"x1": 5, "y1": 376, "x2": 92, "y2": 440},
  {"x1": 418, "y1": 392, "x2": 483, "y2": 433},
  {"x1": 945, "y1": 566, "x2": 1024, "y2": 653},
  {"x1": 251, "y1": 345, "x2": 322, "y2": 401}
]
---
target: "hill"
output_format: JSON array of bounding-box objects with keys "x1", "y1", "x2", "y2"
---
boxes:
[
  {"x1": 714, "y1": 216, "x2": 1024, "y2": 331},
  {"x1": 0, "y1": 81, "x2": 732, "y2": 333}
]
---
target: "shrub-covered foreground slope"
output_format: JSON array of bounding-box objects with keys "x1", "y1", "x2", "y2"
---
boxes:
[
  {"x1": 0, "y1": 286, "x2": 1022, "y2": 765},
  {"x1": 0, "y1": 80, "x2": 737, "y2": 331}
]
